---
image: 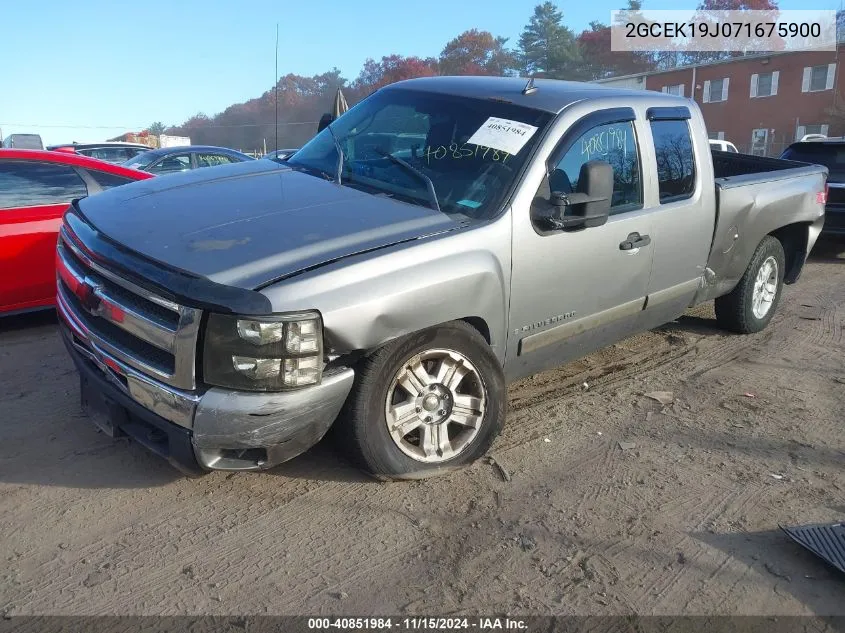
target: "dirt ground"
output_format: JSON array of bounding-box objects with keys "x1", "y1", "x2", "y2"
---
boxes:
[{"x1": 1, "y1": 238, "x2": 843, "y2": 617}]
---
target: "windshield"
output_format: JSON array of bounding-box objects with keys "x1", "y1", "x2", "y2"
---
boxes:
[
  {"x1": 287, "y1": 88, "x2": 552, "y2": 220},
  {"x1": 123, "y1": 151, "x2": 159, "y2": 169},
  {"x1": 782, "y1": 144, "x2": 845, "y2": 175}
]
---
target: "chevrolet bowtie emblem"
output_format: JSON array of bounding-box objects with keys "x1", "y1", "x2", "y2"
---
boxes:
[{"x1": 77, "y1": 277, "x2": 102, "y2": 314}]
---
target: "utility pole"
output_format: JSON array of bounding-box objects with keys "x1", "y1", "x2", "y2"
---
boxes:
[{"x1": 274, "y1": 23, "x2": 279, "y2": 153}]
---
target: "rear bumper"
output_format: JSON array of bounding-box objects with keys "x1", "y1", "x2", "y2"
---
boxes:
[
  {"x1": 60, "y1": 325, "x2": 355, "y2": 473},
  {"x1": 822, "y1": 204, "x2": 845, "y2": 235}
]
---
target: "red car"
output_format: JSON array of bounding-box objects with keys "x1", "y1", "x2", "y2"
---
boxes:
[{"x1": 0, "y1": 149, "x2": 154, "y2": 316}]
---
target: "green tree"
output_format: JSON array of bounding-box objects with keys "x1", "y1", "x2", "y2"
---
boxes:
[
  {"x1": 439, "y1": 29, "x2": 518, "y2": 76},
  {"x1": 518, "y1": 2, "x2": 585, "y2": 80},
  {"x1": 147, "y1": 122, "x2": 166, "y2": 135},
  {"x1": 351, "y1": 55, "x2": 438, "y2": 95},
  {"x1": 576, "y1": 0, "x2": 659, "y2": 79}
]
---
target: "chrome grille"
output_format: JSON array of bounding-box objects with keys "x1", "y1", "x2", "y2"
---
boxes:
[{"x1": 56, "y1": 226, "x2": 202, "y2": 391}]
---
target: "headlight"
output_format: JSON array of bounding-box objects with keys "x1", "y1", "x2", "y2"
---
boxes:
[{"x1": 203, "y1": 312, "x2": 323, "y2": 391}]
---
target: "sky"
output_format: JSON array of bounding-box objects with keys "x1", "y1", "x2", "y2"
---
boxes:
[{"x1": 1, "y1": 0, "x2": 840, "y2": 145}]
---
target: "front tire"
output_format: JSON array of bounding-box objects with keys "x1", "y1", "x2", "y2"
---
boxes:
[
  {"x1": 715, "y1": 235, "x2": 785, "y2": 334},
  {"x1": 337, "y1": 321, "x2": 506, "y2": 480}
]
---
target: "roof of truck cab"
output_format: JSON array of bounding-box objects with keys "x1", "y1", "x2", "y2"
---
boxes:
[{"x1": 387, "y1": 76, "x2": 674, "y2": 114}]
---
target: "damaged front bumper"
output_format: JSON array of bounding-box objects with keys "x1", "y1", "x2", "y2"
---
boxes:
[
  {"x1": 60, "y1": 325, "x2": 354, "y2": 473},
  {"x1": 190, "y1": 371, "x2": 354, "y2": 470}
]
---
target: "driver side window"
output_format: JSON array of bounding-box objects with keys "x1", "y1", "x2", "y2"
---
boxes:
[{"x1": 547, "y1": 121, "x2": 642, "y2": 215}]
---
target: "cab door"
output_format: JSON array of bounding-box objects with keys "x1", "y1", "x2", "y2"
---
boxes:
[
  {"x1": 0, "y1": 160, "x2": 88, "y2": 313},
  {"x1": 506, "y1": 108, "x2": 655, "y2": 380},
  {"x1": 638, "y1": 108, "x2": 716, "y2": 330}
]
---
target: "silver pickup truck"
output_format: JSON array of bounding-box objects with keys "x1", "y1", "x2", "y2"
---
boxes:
[{"x1": 56, "y1": 77, "x2": 826, "y2": 478}]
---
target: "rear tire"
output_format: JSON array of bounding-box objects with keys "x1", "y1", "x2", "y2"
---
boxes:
[
  {"x1": 336, "y1": 321, "x2": 506, "y2": 480},
  {"x1": 715, "y1": 236, "x2": 785, "y2": 334}
]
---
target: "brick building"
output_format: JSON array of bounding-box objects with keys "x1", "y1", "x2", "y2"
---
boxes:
[{"x1": 596, "y1": 46, "x2": 844, "y2": 156}]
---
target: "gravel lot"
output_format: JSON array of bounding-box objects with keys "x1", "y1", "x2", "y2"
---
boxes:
[{"x1": 1, "y1": 238, "x2": 843, "y2": 616}]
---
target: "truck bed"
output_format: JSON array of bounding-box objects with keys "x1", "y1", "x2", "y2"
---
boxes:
[
  {"x1": 712, "y1": 150, "x2": 817, "y2": 187},
  {"x1": 701, "y1": 150, "x2": 827, "y2": 304}
]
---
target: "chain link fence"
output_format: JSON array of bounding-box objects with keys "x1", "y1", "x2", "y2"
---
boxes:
[
  {"x1": 725, "y1": 133, "x2": 793, "y2": 157},
  {"x1": 726, "y1": 127, "x2": 841, "y2": 157}
]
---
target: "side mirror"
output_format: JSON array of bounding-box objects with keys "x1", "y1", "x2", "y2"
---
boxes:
[{"x1": 539, "y1": 160, "x2": 613, "y2": 231}]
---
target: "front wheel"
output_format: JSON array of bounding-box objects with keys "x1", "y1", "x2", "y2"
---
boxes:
[
  {"x1": 715, "y1": 235, "x2": 786, "y2": 334},
  {"x1": 336, "y1": 321, "x2": 506, "y2": 480}
]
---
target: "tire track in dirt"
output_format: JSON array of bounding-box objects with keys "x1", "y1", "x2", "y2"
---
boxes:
[
  {"x1": 11, "y1": 451, "x2": 373, "y2": 610},
  {"x1": 626, "y1": 483, "x2": 764, "y2": 609},
  {"x1": 479, "y1": 294, "x2": 821, "y2": 613},
  {"x1": 499, "y1": 298, "x2": 779, "y2": 455},
  {"x1": 500, "y1": 333, "x2": 698, "y2": 451},
  {"x1": 17, "y1": 478, "x2": 423, "y2": 613},
  {"x1": 802, "y1": 295, "x2": 842, "y2": 362}
]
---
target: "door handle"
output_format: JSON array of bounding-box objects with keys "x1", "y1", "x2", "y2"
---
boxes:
[{"x1": 619, "y1": 232, "x2": 651, "y2": 251}]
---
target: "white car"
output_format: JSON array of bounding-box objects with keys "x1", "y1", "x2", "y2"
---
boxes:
[{"x1": 709, "y1": 139, "x2": 738, "y2": 153}]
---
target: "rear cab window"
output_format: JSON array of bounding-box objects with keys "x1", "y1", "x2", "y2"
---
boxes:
[
  {"x1": 649, "y1": 118, "x2": 696, "y2": 202},
  {"x1": 0, "y1": 161, "x2": 88, "y2": 209}
]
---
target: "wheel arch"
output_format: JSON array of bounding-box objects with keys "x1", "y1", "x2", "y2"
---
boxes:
[
  {"x1": 460, "y1": 316, "x2": 492, "y2": 345},
  {"x1": 769, "y1": 222, "x2": 810, "y2": 285},
  {"x1": 265, "y1": 247, "x2": 509, "y2": 364},
  {"x1": 327, "y1": 316, "x2": 496, "y2": 376}
]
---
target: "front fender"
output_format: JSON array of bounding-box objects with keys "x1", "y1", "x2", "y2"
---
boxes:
[{"x1": 260, "y1": 220, "x2": 511, "y2": 363}]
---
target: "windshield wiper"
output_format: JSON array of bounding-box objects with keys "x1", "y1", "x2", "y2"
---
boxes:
[
  {"x1": 375, "y1": 148, "x2": 440, "y2": 212},
  {"x1": 326, "y1": 125, "x2": 344, "y2": 185}
]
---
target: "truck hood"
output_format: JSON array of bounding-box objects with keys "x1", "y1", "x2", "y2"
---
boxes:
[{"x1": 78, "y1": 160, "x2": 460, "y2": 290}]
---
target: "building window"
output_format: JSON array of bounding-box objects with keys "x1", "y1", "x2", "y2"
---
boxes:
[
  {"x1": 750, "y1": 71, "x2": 779, "y2": 98},
  {"x1": 796, "y1": 124, "x2": 830, "y2": 140},
  {"x1": 802, "y1": 64, "x2": 836, "y2": 92},
  {"x1": 702, "y1": 78, "x2": 729, "y2": 103},
  {"x1": 709, "y1": 131, "x2": 725, "y2": 140},
  {"x1": 662, "y1": 84, "x2": 685, "y2": 96}
]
